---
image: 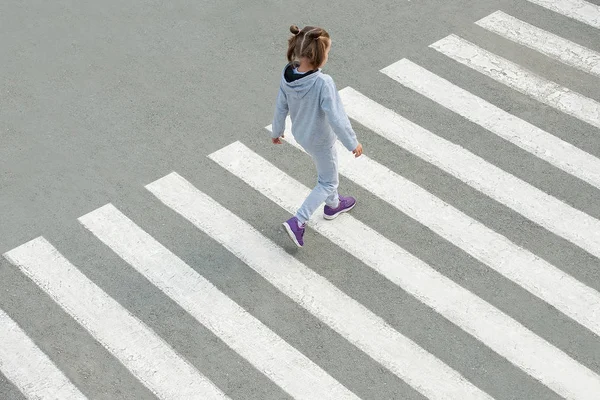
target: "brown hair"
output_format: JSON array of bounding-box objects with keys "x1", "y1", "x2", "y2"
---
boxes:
[{"x1": 287, "y1": 25, "x2": 331, "y2": 68}]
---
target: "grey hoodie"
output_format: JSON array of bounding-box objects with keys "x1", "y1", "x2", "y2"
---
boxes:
[{"x1": 271, "y1": 64, "x2": 359, "y2": 153}]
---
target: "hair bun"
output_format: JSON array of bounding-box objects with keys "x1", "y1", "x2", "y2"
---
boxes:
[
  {"x1": 289, "y1": 25, "x2": 300, "y2": 35},
  {"x1": 307, "y1": 28, "x2": 323, "y2": 39}
]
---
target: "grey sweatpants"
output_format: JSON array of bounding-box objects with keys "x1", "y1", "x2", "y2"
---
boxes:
[{"x1": 295, "y1": 144, "x2": 341, "y2": 224}]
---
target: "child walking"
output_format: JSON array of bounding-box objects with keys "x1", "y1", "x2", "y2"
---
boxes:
[{"x1": 271, "y1": 25, "x2": 363, "y2": 247}]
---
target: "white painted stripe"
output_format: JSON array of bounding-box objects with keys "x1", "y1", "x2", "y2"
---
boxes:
[
  {"x1": 79, "y1": 204, "x2": 358, "y2": 400},
  {"x1": 525, "y1": 0, "x2": 600, "y2": 29},
  {"x1": 147, "y1": 171, "x2": 493, "y2": 400},
  {"x1": 430, "y1": 34, "x2": 600, "y2": 129},
  {"x1": 269, "y1": 119, "x2": 600, "y2": 340},
  {"x1": 0, "y1": 308, "x2": 87, "y2": 400},
  {"x1": 476, "y1": 11, "x2": 600, "y2": 77},
  {"x1": 208, "y1": 141, "x2": 600, "y2": 400},
  {"x1": 339, "y1": 87, "x2": 600, "y2": 261},
  {"x1": 3, "y1": 238, "x2": 228, "y2": 400},
  {"x1": 381, "y1": 59, "x2": 600, "y2": 191}
]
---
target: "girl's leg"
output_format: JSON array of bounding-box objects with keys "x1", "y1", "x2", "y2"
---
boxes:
[{"x1": 295, "y1": 145, "x2": 339, "y2": 225}]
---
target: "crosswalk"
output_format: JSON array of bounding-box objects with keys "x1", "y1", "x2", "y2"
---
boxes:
[
  {"x1": 525, "y1": 0, "x2": 600, "y2": 28},
  {"x1": 0, "y1": 309, "x2": 86, "y2": 400},
  {"x1": 430, "y1": 34, "x2": 600, "y2": 129},
  {"x1": 382, "y1": 58, "x2": 600, "y2": 190},
  {"x1": 79, "y1": 203, "x2": 359, "y2": 400},
  {"x1": 475, "y1": 11, "x2": 600, "y2": 77},
  {"x1": 2, "y1": 2, "x2": 600, "y2": 399}
]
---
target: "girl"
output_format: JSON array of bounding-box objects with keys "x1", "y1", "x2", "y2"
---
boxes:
[{"x1": 271, "y1": 25, "x2": 363, "y2": 248}]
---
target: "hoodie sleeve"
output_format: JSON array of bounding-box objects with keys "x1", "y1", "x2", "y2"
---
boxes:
[
  {"x1": 319, "y1": 77, "x2": 359, "y2": 151},
  {"x1": 271, "y1": 84, "x2": 288, "y2": 139}
]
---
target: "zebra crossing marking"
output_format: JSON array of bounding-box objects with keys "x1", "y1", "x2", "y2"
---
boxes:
[
  {"x1": 339, "y1": 87, "x2": 600, "y2": 261},
  {"x1": 2, "y1": 5, "x2": 600, "y2": 399},
  {"x1": 3, "y1": 238, "x2": 229, "y2": 400},
  {"x1": 525, "y1": 0, "x2": 600, "y2": 29},
  {"x1": 476, "y1": 11, "x2": 600, "y2": 77},
  {"x1": 269, "y1": 121, "x2": 600, "y2": 339},
  {"x1": 430, "y1": 34, "x2": 600, "y2": 129},
  {"x1": 381, "y1": 58, "x2": 600, "y2": 191},
  {"x1": 208, "y1": 140, "x2": 600, "y2": 400},
  {"x1": 0, "y1": 308, "x2": 87, "y2": 400},
  {"x1": 79, "y1": 203, "x2": 360, "y2": 400},
  {"x1": 147, "y1": 171, "x2": 493, "y2": 400}
]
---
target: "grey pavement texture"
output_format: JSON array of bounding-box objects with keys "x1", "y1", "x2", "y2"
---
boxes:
[{"x1": 1, "y1": 0, "x2": 600, "y2": 399}]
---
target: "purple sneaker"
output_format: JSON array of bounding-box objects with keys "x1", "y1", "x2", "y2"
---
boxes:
[
  {"x1": 283, "y1": 216, "x2": 305, "y2": 247},
  {"x1": 323, "y1": 195, "x2": 356, "y2": 220}
]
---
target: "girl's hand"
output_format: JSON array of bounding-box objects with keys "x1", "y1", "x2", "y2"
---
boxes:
[
  {"x1": 352, "y1": 143, "x2": 363, "y2": 157},
  {"x1": 272, "y1": 134, "x2": 284, "y2": 144}
]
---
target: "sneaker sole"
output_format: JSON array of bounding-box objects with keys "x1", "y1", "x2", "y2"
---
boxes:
[
  {"x1": 283, "y1": 222, "x2": 303, "y2": 247},
  {"x1": 323, "y1": 202, "x2": 356, "y2": 220}
]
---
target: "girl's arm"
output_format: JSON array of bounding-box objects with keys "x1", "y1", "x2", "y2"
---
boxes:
[
  {"x1": 271, "y1": 85, "x2": 288, "y2": 139},
  {"x1": 320, "y1": 78, "x2": 359, "y2": 152}
]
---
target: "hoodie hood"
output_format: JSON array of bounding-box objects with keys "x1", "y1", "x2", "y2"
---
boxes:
[{"x1": 281, "y1": 63, "x2": 321, "y2": 99}]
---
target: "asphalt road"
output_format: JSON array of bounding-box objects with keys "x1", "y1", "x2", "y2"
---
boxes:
[{"x1": 1, "y1": 0, "x2": 600, "y2": 399}]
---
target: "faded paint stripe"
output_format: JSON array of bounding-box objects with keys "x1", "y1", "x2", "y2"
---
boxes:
[
  {"x1": 525, "y1": 0, "x2": 600, "y2": 29},
  {"x1": 476, "y1": 11, "x2": 600, "y2": 77},
  {"x1": 430, "y1": 34, "x2": 600, "y2": 129}
]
